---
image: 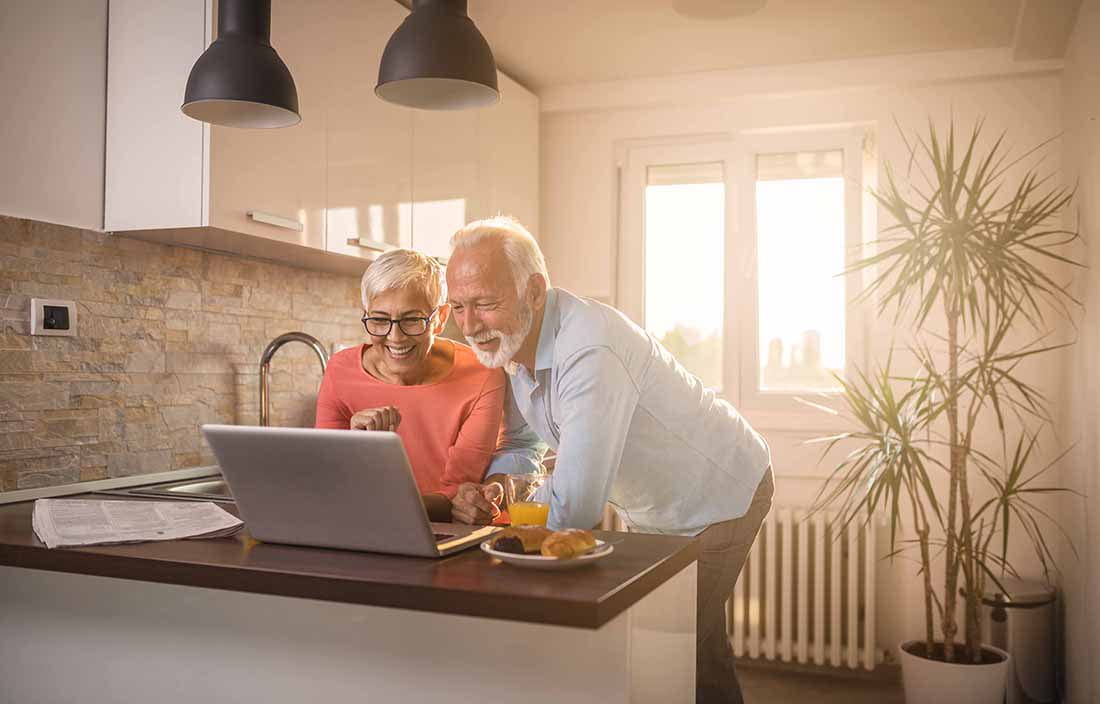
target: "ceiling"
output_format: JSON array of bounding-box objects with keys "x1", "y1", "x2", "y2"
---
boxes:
[{"x1": 396, "y1": 0, "x2": 1080, "y2": 92}]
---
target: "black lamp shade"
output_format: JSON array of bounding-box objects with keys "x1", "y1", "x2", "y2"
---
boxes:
[
  {"x1": 182, "y1": 0, "x2": 300, "y2": 128},
  {"x1": 376, "y1": 0, "x2": 499, "y2": 110}
]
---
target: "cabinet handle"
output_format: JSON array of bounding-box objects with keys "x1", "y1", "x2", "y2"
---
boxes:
[
  {"x1": 343, "y1": 239, "x2": 446, "y2": 263},
  {"x1": 346, "y1": 238, "x2": 395, "y2": 252},
  {"x1": 248, "y1": 210, "x2": 304, "y2": 232}
]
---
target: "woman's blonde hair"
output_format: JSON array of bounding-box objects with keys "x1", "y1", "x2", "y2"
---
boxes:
[{"x1": 360, "y1": 249, "x2": 446, "y2": 312}]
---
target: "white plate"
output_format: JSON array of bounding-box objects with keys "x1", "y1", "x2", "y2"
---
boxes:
[{"x1": 480, "y1": 539, "x2": 614, "y2": 570}]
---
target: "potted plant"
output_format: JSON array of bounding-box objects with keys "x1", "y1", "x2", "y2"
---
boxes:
[{"x1": 809, "y1": 120, "x2": 1078, "y2": 704}]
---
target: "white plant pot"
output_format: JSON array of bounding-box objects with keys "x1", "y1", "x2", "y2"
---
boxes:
[{"x1": 899, "y1": 640, "x2": 1010, "y2": 704}]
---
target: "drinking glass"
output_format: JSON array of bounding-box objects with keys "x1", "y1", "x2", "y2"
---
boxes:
[{"x1": 498, "y1": 473, "x2": 551, "y2": 526}]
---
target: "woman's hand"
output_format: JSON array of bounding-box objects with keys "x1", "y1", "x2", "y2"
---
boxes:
[{"x1": 349, "y1": 406, "x2": 401, "y2": 432}]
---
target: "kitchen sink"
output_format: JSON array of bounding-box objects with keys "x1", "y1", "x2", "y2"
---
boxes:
[
  {"x1": 96, "y1": 475, "x2": 234, "y2": 503},
  {"x1": 153, "y1": 478, "x2": 232, "y2": 499}
]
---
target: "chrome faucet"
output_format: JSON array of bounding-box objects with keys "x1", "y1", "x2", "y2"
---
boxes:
[{"x1": 259, "y1": 332, "x2": 330, "y2": 426}]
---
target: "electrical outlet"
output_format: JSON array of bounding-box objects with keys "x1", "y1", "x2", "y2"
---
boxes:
[{"x1": 30, "y1": 298, "x2": 77, "y2": 337}]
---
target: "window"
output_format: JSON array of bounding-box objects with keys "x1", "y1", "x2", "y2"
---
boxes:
[
  {"x1": 755, "y1": 150, "x2": 845, "y2": 392},
  {"x1": 643, "y1": 162, "x2": 725, "y2": 389},
  {"x1": 618, "y1": 130, "x2": 868, "y2": 418},
  {"x1": 739, "y1": 132, "x2": 867, "y2": 410},
  {"x1": 619, "y1": 142, "x2": 734, "y2": 391}
]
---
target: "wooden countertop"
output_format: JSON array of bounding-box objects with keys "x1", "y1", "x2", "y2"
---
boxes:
[{"x1": 0, "y1": 494, "x2": 698, "y2": 629}]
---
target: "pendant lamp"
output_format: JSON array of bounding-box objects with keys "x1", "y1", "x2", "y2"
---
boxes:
[
  {"x1": 182, "y1": 0, "x2": 300, "y2": 128},
  {"x1": 376, "y1": 0, "x2": 499, "y2": 110}
]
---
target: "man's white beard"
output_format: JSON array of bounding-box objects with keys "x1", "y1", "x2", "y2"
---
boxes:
[{"x1": 467, "y1": 303, "x2": 534, "y2": 369}]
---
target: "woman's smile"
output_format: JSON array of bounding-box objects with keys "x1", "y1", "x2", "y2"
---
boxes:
[{"x1": 384, "y1": 342, "x2": 416, "y2": 360}]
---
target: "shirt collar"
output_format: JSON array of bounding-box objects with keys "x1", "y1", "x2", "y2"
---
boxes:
[
  {"x1": 505, "y1": 288, "x2": 559, "y2": 378},
  {"x1": 534, "y1": 288, "x2": 559, "y2": 372}
]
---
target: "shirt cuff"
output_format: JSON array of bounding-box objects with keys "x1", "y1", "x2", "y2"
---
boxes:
[{"x1": 488, "y1": 453, "x2": 544, "y2": 477}]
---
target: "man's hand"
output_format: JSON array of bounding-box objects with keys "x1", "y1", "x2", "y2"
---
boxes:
[
  {"x1": 350, "y1": 406, "x2": 401, "y2": 432},
  {"x1": 451, "y1": 482, "x2": 500, "y2": 524}
]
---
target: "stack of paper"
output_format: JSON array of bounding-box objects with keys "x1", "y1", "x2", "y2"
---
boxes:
[{"x1": 32, "y1": 498, "x2": 244, "y2": 549}]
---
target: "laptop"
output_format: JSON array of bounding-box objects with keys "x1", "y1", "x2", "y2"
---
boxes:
[{"x1": 200, "y1": 424, "x2": 499, "y2": 557}]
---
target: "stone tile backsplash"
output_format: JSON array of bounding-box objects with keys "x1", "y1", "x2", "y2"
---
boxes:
[{"x1": 0, "y1": 215, "x2": 366, "y2": 491}]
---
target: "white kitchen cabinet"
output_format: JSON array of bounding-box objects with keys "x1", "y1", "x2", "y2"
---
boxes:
[
  {"x1": 406, "y1": 73, "x2": 540, "y2": 261},
  {"x1": 208, "y1": 0, "x2": 328, "y2": 248},
  {"x1": 477, "y1": 72, "x2": 540, "y2": 235},
  {"x1": 326, "y1": 57, "x2": 539, "y2": 263},
  {"x1": 104, "y1": 0, "x2": 207, "y2": 234},
  {"x1": 324, "y1": 0, "x2": 539, "y2": 266},
  {"x1": 323, "y1": 0, "x2": 413, "y2": 262},
  {"x1": 104, "y1": 0, "x2": 538, "y2": 275},
  {"x1": 105, "y1": 0, "x2": 345, "y2": 272},
  {"x1": 410, "y1": 108, "x2": 481, "y2": 260}
]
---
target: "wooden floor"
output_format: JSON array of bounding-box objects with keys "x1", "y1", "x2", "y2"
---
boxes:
[{"x1": 738, "y1": 660, "x2": 905, "y2": 704}]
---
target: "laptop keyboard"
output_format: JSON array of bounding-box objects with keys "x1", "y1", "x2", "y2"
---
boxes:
[{"x1": 433, "y1": 533, "x2": 456, "y2": 542}]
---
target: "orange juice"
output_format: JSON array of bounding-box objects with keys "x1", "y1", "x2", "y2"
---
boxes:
[{"x1": 508, "y1": 501, "x2": 550, "y2": 526}]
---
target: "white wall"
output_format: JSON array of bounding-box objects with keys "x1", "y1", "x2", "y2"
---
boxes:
[
  {"x1": 0, "y1": 0, "x2": 107, "y2": 230},
  {"x1": 539, "y1": 52, "x2": 1062, "y2": 300},
  {"x1": 1059, "y1": 1, "x2": 1100, "y2": 701},
  {"x1": 538, "y1": 50, "x2": 1070, "y2": 663}
]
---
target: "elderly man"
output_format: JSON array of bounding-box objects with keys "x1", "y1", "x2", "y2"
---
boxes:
[{"x1": 447, "y1": 216, "x2": 772, "y2": 704}]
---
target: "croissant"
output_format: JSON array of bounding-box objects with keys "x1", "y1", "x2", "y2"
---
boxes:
[
  {"x1": 540, "y1": 529, "x2": 598, "y2": 559},
  {"x1": 490, "y1": 526, "x2": 552, "y2": 554}
]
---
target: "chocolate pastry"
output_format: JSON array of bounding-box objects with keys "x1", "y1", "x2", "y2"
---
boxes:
[{"x1": 489, "y1": 525, "x2": 552, "y2": 554}]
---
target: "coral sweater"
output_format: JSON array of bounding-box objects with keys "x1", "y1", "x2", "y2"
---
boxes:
[{"x1": 314, "y1": 341, "x2": 505, "y2": 499}]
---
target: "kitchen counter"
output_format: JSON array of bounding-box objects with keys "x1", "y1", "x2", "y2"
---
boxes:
[
  {"x1": 0, "y1": 493, "x2": 699, "y2": 703},
  {"x1": 0, "y1": 493, "x2": 697, "y2": 629}
]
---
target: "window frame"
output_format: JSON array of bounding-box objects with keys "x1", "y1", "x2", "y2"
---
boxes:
[
  {"x1": 616, "y1": 129, "x2": 871, "y2": 430},
  {"x1": 734, "y1": 129, "x2": 869, "y2": 421},
  {"x1": 617, "y1": 138, "x2": 741, "y2": 400}
]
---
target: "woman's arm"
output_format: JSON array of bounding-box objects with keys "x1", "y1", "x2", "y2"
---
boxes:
[
  {"x1": 314, "y1": 362, "x2": 352, "y2": 429},
  {"x1": 435, "y1": 369, "x2": 507, "y2": 499},
  {"x1": 421, "y1": 493, "x2": 454, "y2": 522}
]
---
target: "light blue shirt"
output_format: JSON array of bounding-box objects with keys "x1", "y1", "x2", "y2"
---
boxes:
[{"x1": 489, "y1": 288, "x2": 771, "y2": 536}]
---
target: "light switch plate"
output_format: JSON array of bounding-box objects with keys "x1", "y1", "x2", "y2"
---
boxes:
[{"x1": 30, "y1": 298, "x2": 77, "y2": 337}]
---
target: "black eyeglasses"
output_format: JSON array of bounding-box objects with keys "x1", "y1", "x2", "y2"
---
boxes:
[{"x1": 361, "y1": 308, "x2": 437, "y2": 337}]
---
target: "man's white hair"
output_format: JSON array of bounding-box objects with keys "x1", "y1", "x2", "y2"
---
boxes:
[
  {"x1": 449, "y1": 215, "x2": 550, "y2": 297},
  {"x1": 360, "y1": 248, "x2": 446, "y2": 311}
]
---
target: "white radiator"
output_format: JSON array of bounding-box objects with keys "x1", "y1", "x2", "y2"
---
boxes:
[{"x1": 728, "y1": 507, "x2": 881, "y2": 670}]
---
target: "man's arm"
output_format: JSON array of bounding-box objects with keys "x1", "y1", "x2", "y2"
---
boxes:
[
  {"x1": 451, "y1": 352, "x2": 638, "y2": 528},
  {"x1": 486, "y1": 379, "x2": 549, "y2": 476},
  {"x1": 544, "y1": 346, "x2": 639, "y2": 531},
  {"x1": 450, "y1": 479, "x2": 504, "y2": 524}
]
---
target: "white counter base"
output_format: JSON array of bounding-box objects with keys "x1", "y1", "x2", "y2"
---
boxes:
[{"x1": 0, "y1": 562, "x2": 696, "y2": 703}]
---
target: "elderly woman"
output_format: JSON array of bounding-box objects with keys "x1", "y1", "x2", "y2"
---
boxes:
[{"x1": 315, "y1": 249, "x2": 506, "y2": 521}]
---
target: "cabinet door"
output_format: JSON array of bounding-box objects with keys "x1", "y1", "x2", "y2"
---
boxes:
[
  {"x1": 105, "y1": 0, "x2": 207, "y2": 232},
  {"x1": 477, "y1": 73, "x2": 540, "y2": 235},
  {"x1": 207, "y1": 0, "x2": 326, "y2": 249},
  {"x1": 410, "y1": 108, "x2": 481, "y2": 260},
  {"x1": 324, "y1": 0, "x2": 413, "y2": 261}
]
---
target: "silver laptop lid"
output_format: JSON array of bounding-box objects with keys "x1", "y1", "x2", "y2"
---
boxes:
[{"x1": 200, "y1": 425, "x2": 491, "y2": 557}]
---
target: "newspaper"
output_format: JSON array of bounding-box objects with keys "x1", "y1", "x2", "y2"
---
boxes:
[{"x1": 32, "y1": 498, "x2": 244, "y2": 549}]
